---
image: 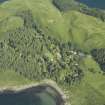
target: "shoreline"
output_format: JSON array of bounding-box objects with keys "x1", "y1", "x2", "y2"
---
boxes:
[{"x1": 0, "y1": 80, "x2": 68, "y2": 105}]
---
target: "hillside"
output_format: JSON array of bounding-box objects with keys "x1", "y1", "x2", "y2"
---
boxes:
[
  {"x1": 0, "y1": 0, "x2": 70, "y2": 41},
  {"x1": 0, "y1": 0, "x2": 105, "y2": 105},
  {"x1": 63, "y1": 10, "x2": 105, "y2": 52}
]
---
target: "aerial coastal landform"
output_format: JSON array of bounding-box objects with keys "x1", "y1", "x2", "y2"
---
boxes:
[{"x1": 0, "y1": 0, "x2": 105, "y2": 105}]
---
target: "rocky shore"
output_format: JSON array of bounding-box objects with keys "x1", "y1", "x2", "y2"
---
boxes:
[{"x1": 0, "y1": 80, "x2": 68, "y2": 105}]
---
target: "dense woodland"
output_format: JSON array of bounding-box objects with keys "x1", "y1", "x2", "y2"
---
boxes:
[{"x1": 0, "y1": 10, "x2": 83, "y2": 85}]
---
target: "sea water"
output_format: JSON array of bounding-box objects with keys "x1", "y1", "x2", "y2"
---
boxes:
[{"x1": 78, "y1": 0, "x2": 105, "y2": 9}]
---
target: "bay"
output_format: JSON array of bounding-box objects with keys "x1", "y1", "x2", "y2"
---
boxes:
[
  {"x1": 0, "y1": 85, "x2": 64, "y2": 105},
  {"x1": 78, "y1": 0, "x2": 105, "y2": 9}
]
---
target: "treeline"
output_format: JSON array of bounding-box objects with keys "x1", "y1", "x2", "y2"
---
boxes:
[
  {"x1": 53, "y1": 0, "x2": 105, "y2": 22},
  {"x1": 0, "y1": 10, "x2": 84, "y2": 86},
  {"x1": 52, "y1": 0, "x2": 79, "y2": 11},
  {"x1": 91, "y1": 49, "x2": 105, "y2": 71}
]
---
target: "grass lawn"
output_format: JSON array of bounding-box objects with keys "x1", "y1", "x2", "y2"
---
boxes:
[{"x1": 0, "y1": 70, "x2": 33, "y2": 87}]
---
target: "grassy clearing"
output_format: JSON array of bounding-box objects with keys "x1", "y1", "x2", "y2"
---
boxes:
[
  {"x1": 0, "y1": 70, "x2": 33, "y2": 87},
  {"x1": 0, "y1": 16, "x2": 23, "y2": 34},
  {"x1": 69, "y1": 81, "x2": 105, "y2": 105},
  {"x1": 81, "y1": 56, "x2": 105, "y2": 95}
]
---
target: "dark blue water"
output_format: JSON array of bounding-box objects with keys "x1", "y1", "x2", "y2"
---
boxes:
[
  {"x1": 78, "y1": 0, "x2": 105, "y2": 9},
  {"x1": 0, "y1": 0, "x2": 8, "y2": 3},
  {"x1": 0, "y1": 85, "x2": 63, "y2": 105}
]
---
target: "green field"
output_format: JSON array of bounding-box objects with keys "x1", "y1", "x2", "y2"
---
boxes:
[{"x1": 0, "y1": 70, "x2": 33, "y2": 87}]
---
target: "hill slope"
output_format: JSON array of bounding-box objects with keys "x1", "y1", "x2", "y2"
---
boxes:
[
  {"x1": 0, "y1": 0, "x2": 70, "y2": 41},
  {"x1": 0, "y1": 0, "x2": 105, "y2": 105},
  {"x1": 63, "y1": 10, "x2": 105, "y2": 52}
]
